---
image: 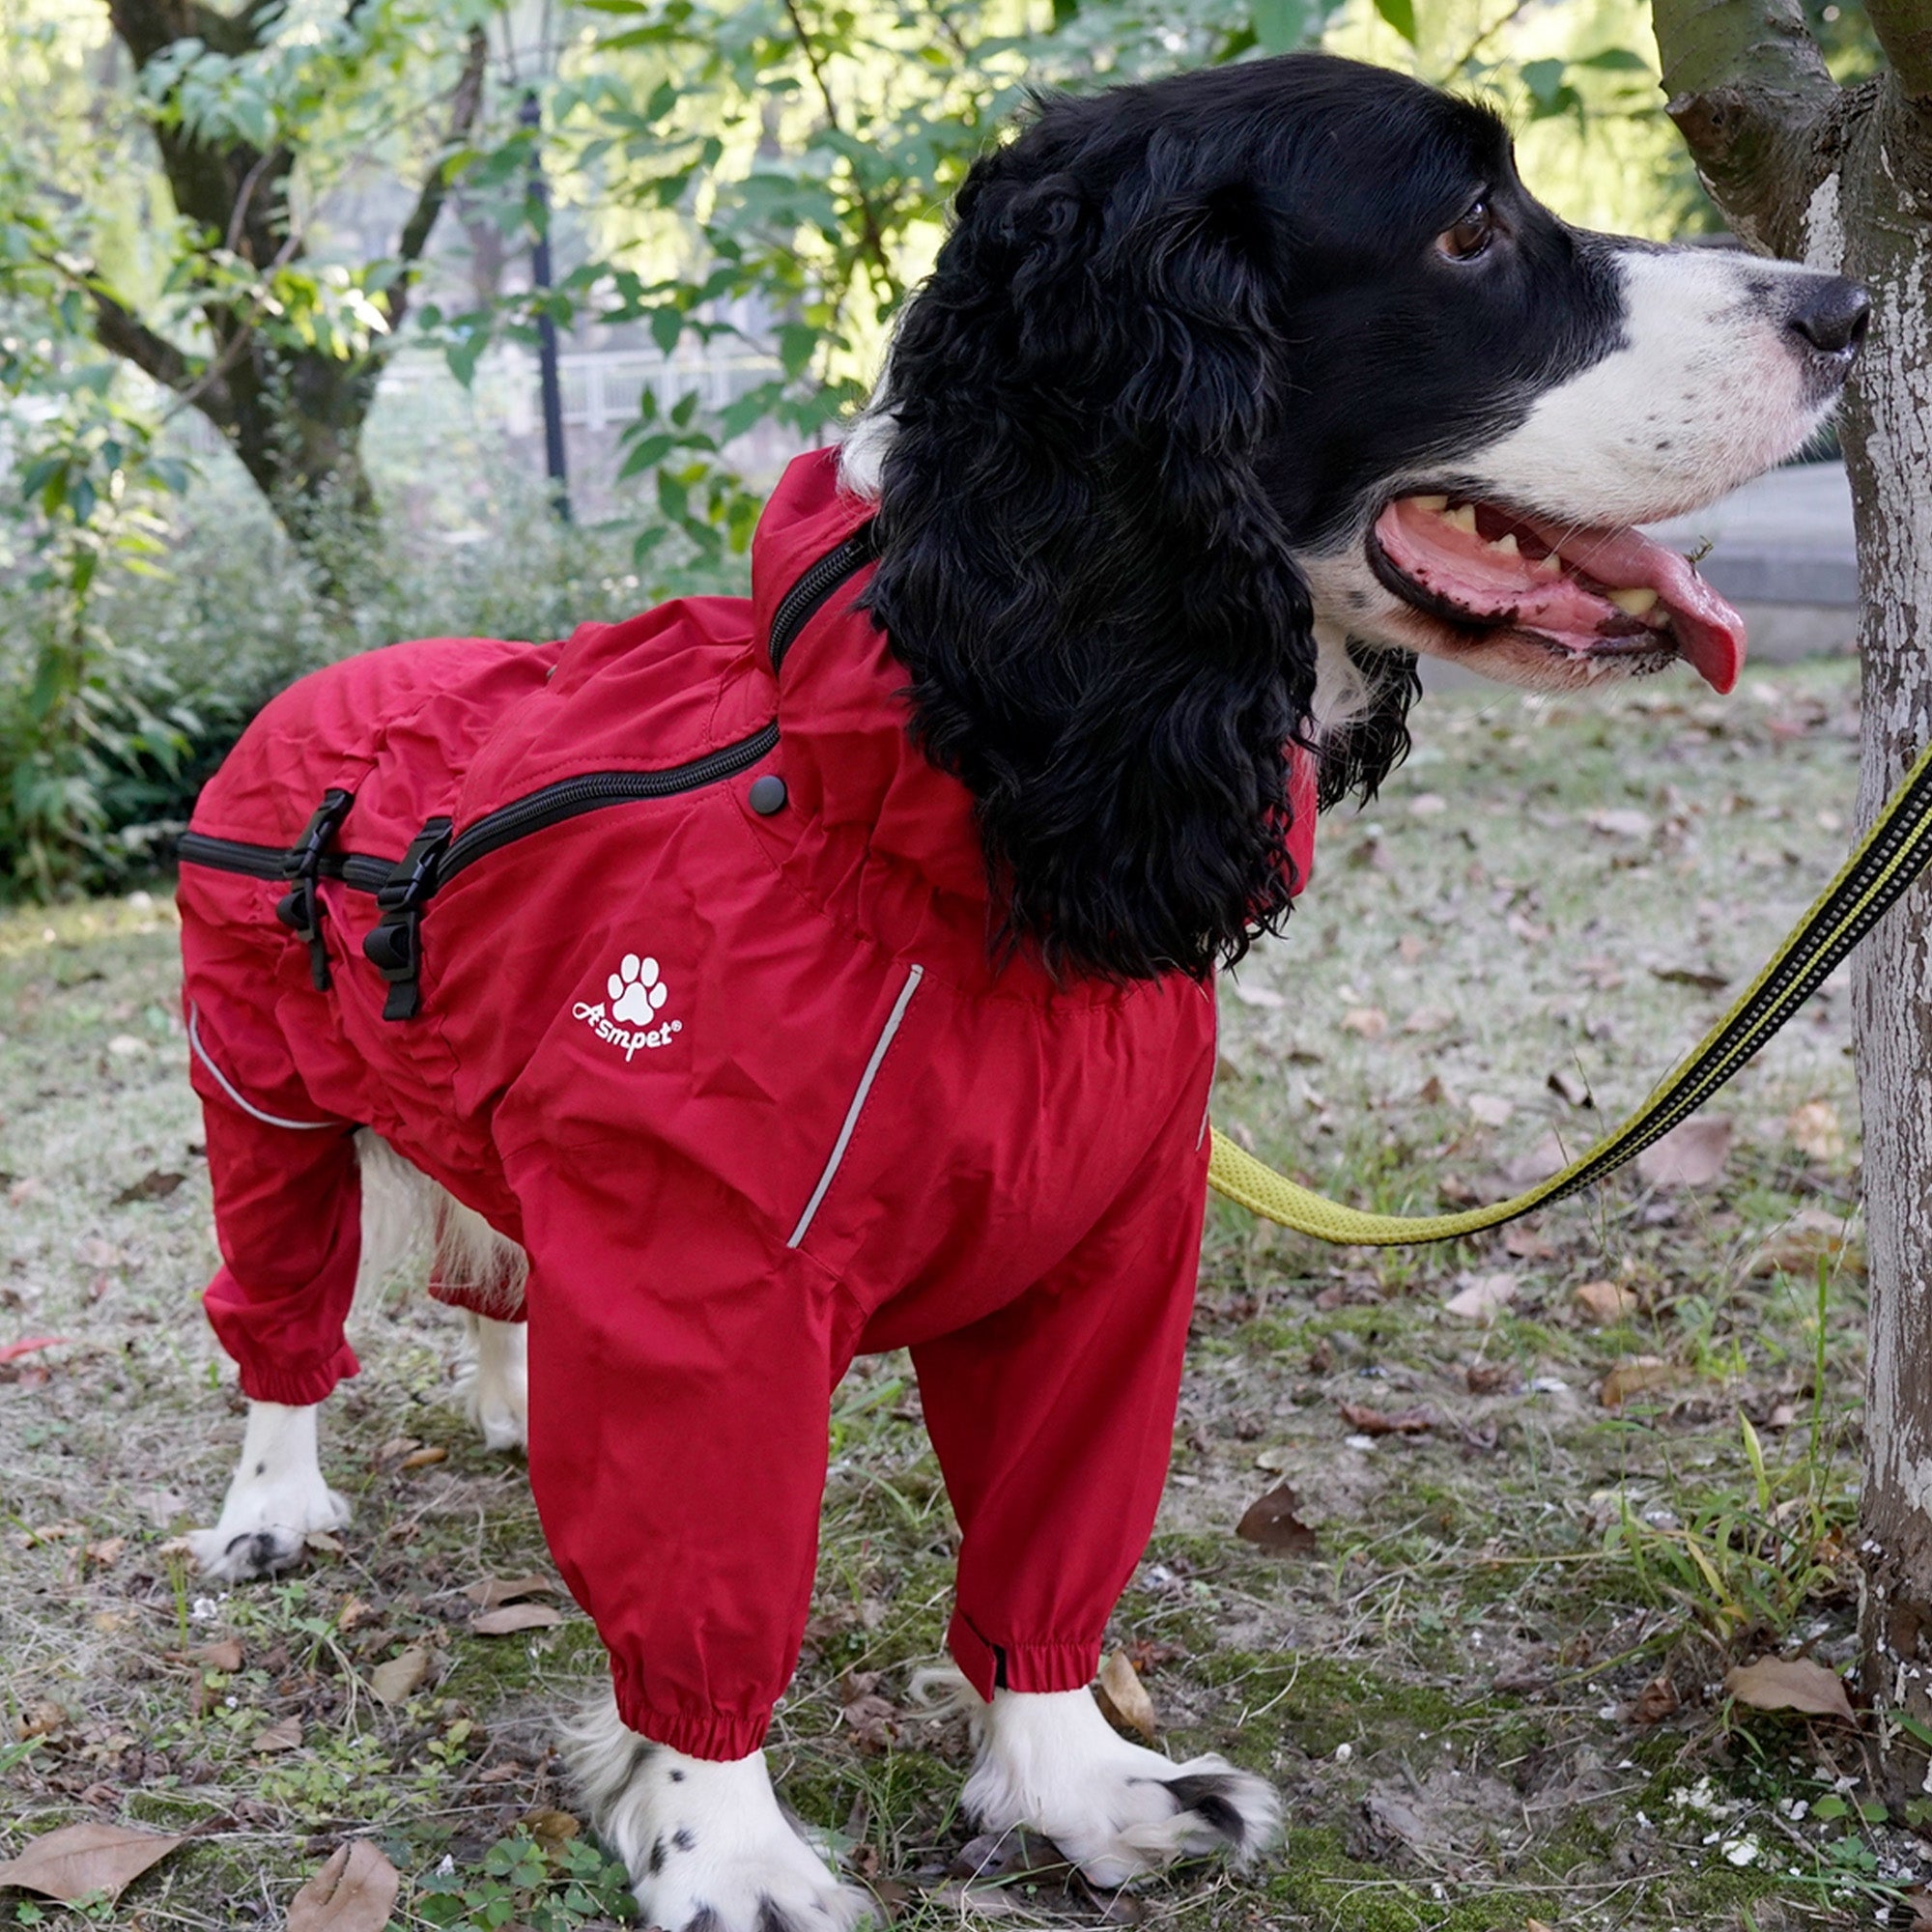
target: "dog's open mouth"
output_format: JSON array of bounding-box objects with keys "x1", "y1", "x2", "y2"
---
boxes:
[{"x1": 1369, "y1": 495, "x2": 1746, "y2": 694}]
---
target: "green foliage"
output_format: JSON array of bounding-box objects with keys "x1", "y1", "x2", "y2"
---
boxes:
[{"x1": 414, "y1": 1833, "x2": 638, "y2": 1929}]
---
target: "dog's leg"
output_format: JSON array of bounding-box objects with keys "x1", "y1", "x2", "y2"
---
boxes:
[
  {"x1": 463, "y1": 1311, "x2": 528, "y2": 1452},
  {"x1": 955, "y1": 1677, "x2": 1280, "y2": 1887},
  {"x1": 186, "y1": 1400, "x2": 351, "y2": 1583},
  {"x1": 567, "y1": 1688, "x2": 870, "y2": 1931}
]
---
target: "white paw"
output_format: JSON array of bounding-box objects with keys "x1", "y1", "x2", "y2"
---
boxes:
[
  {"x1": 963, "y1": 1686, "x2": 1281, "y2": 1888},
  {"x1": 188, "y1": 1402, "x2": 351, "y2": 1582},
  {"x1": 566, "y1": 1691, "x2": 871, "y2": 1932},
  {"x1": 609, "y1": 952, "x2": 669, "y2": 1026},
  {"x1": 462, "y1": 1314, "x2": 528, "y2": 1453}
]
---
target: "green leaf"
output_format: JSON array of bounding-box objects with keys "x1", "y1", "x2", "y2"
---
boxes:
[
  {"x1": 1372, "y1": 0, "x2": 1416, "y2": 43},
  {"x1": 776, "y1": 321, "x2": 818, "y2": 378},
  {"x1": 1810, "y1": 1794, "x2": 1850, "y2": 1820},
  {"x1": 649, "y1": 306, "x2": 683, "y2": 355},
  {"x1": 1252, "y1": 0, "x2": 1308, "y2": 51}
]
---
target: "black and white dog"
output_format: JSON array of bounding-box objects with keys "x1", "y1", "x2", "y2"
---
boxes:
[{"x1": 185, "y1": 51, "x2": 1863, "y2": 1923}]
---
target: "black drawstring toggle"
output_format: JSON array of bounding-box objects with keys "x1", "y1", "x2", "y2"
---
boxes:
[
  {"x1": 274, "y1": 787, "x2": 356, "y2": 990},
  {"x1": 363, "y1": 816, "x2": 452, "y2": 1022}
]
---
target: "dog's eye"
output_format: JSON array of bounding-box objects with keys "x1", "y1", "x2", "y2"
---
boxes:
[{"x1": 1436, "y1": 201, "x2": 1495, "y2": 263}]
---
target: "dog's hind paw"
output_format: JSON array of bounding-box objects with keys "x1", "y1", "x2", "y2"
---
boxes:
[
  {"x1": 960, "y1": 1684, "x2": 1281, "y2": 1888},
  {"x1": 566, "y1": 1691, "x2": 872, "y2": 1932}
]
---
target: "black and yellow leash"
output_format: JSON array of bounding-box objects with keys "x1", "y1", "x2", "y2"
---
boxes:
[{"x1": 1207, "y1": 742, "x2": 1932, "y2": 1244}]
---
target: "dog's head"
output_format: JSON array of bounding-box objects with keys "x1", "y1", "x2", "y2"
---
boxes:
[{"x1": 850, "y1": 53, "x2": 1866, "y2": 980}]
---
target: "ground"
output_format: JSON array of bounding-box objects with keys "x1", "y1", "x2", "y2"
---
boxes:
[{"x1": 0, "y1": 656, "x2": 1914, "y2": 1929}]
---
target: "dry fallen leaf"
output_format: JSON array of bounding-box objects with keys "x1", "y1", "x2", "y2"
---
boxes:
[
  {"x1": 1725, "y1": 1655, "x2": 1855, "y2": 1724},
  {"x1": 462, "y1": 1575, "x2": 556, "y2": 1609},
  {"x1": 1402, "y1": 1006, "x2": 1454, "y2": 1035},
  {"x1": 1336, "y1": 1403, "x2": 1435, "y2": 1436},
  {"x1": 287, "y1": 1840, "x2": 400, "y2": 1932},
  {"x1": 113, "y1": 1169, "x2": 185, "y2": 1207},
  {"x1": 1229, "y1": 980, "x2": 1284, "y2": 1009},
  {"x1": 398, "y1": 1446, "x2": 447, "y2": 1470},
  {"x1": 1573, "y1": 1279, "x2": 1637, "y2": 1326},
  {"x1": 1784, "y1": 1100, "x2": 1845, "y2": 1163},
  {"x1": 1235, "y1": 1483, "x2": 1319, "y2": 1555},
  {"x1": 1407, "y1": 792, "x2": 1447, "y2": 818},
  {"x1": 1902, "y1": 1890, "x2": 1932, "y2": 1932},
  {"x1": 1635, "y1": 1117, "x2": 1731, "y2": 1188},
  {"x1": 85, "y1": 1536, "x2": 128, "y2": 1569},
  {"x1": 0, "y1": 1336, "x2": 73, "y2": 1366},
  {"x1": 524, "y1": 1809, "x2": 580, "y2": 1848},
  {"x1": 471, "y1": 1603, "x2": 564, "y2": 1636},
  {"x1": 1599, "y1": 1356, "x2": 1675, "y2": 1408},
  {"x1": 1547, "y1": 1068, "x2": 1592, "y2": 1108},
  {"x1": 1502, "y1": 1133, "x2": 1569, "y2": 1186},
  {"x1": 1444, "y1": 1273, "x2": 1517, "y2": 1323},
  {"x1": 367, "y1": 1645, "x2": 432, "y2": 1706},
  {"x1": 1585, "y1": 807, "x2": 1653, "y2": 839},
  {"x1": 335, "y1": 1596, "x2": 378, "y2": 1634},
  {"x1": 195, "y1": 1638, "x2": 242, "y2": 1672},
  {"x1": 1746, "y1": 1209, "x2": 1859, "y2": 1280},
  {"x1": 1651, "y1": 963, "x2": 1730, "y2": 992},
  {"x1": 840, "y1": 1690, "x2": 903, "y2": 1753},
  {"x1": 1627, "y1": 1673, "x2": 1681, "y2": 1725},
  {"x1": 1094, "y1": 1651, "x2": 1157, "y2": 1744},
  {"x1": 1466, "y1": 1093, "x2": 1514, "y2": 1127},
  {"x1": 0, "y1": 1822, "x2": 185, "y2": 1902},
  {"x1": 1503, "y1": 1222, "x2": 1557, "y2": 1261},
  {"x1": 254, "y1": 1716, "x2": 303, "y2": 1751},
  {"x1": 1341, "y1": 1007, "x2": 1387, "y2": 1038}
]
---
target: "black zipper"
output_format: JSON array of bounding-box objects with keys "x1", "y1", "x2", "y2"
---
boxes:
[
  {"x1": 176, "y1": 831, "x2": 392, "y2": 895},
  {"x1": 768, "y1": 521, "x2": 876, "y2": 674},
  {"x1": 436, "y1": 723, "x2": 779, "y2": 888},
  {"x1": 175, "y1": 521, "x2": 877, "y2": 1018}
]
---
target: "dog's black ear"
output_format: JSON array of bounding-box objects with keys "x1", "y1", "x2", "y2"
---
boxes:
[{"x1": 865, "y1": 114, "x2": 1319, "y2": 981}]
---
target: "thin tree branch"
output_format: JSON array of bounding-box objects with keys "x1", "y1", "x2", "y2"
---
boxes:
[
  {"x1": 1445, "y1": 0, "x2": 1535, "y2": 78},
  {"x1": 378, "y1": 22, "x2": 489, "y2": 331},
  {"x1": 1652, "y1": 0, "x2": 1837, "y2": 252},
  {"x1": 87, "y1": 283, "x2": 227, "y2": 418},
  {"x1": 1867, "y1": 0, "x2": 1932, "y2": 103},
  {"x1": 779, "y1": 0, "x2": 892, "y2": 278}
]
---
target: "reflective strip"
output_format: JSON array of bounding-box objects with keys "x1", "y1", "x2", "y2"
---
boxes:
[
  {"x1": 787, "y1": 963, "x2": 923, "y2": 1249},
  {"x1": 187, "y1": 1005, "x2": 341, "y2": 1133}
]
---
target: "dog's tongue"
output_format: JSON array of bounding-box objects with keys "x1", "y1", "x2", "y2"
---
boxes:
[
  {"x1": 1519, "y1": 514, "x2": 1746, "y2": 696},
  {"x1": 1376, "y1": 499, "x2": 1747, "y2": 695}
]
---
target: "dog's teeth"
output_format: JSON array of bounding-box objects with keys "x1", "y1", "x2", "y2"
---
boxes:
[
  {"x1": 1606, "y1": 586, "x2": 1659, "y2": 616},
  {"x1": 1532, "y1": 552, "x2": 1563, "y2": 577},
  {"x1": 1442, "y1": 503, "x2": 1477, "y2": 535},
  {"x1": 1411, "y1": 493, "x2": 1449, "y2": 512},
  {"x1": 1490, "y1": 531, "x2": 1520, "y2": 557}
]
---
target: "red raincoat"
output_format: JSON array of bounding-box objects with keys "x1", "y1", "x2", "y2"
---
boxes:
[{"x1": 177, "y1": 450, "x2": 1317, "y2": 1760}]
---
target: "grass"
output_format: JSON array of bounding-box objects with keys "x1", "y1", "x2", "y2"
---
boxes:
[{"x1": 0, "y1": 655, "x2": 1912, "y2": 1928}]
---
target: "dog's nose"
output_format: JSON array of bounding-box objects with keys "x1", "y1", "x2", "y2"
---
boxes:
[{"x1": 1788, "y1": 276, "x2": 1871, "y2": 357}]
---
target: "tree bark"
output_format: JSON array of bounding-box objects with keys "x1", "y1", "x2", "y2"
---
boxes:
[
  {"x1": 87, "y1": 4, "x2": 487, "y2": 571},
  {"x1": 1654, "y1": 0, "x2": 1932, "y2": 1804}
]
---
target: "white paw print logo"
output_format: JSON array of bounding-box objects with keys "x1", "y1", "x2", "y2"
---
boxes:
[{"x1": 609, "y1": 952, "x2": 668, "y2": 1025}]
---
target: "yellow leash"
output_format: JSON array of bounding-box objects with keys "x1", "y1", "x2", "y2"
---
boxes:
[{"x1": 1208, "y1": 741, "x2": 1932, "y2": 1245}]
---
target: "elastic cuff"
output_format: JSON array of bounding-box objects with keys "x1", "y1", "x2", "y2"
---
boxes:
[
  {"x1": 237, "y1": 1343, "x2": 361, "y2": 1406},
  {"x1": 611, "y1": 1662, "x2": 772, "y2": 1762},
  {"x1": 948, "y1": 1608, "x2": 1100, "y2": 1702}
]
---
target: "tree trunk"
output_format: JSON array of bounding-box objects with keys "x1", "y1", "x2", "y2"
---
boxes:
[
  {"x1": 1652, "y1": 0, "x2": 1932, "y2": 1801},
  {"x1": 87, "y1": 6, "x2": 486, "y2": 582},
  {"x1": 1839, "y1": 92, "x2": 1932, "y2": 1804}
]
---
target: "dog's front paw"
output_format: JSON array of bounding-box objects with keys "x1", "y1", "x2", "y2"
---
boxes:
[
  {"x1": 566, "y1": 1692, "x2": 871, "y2": 1931},
  {"x1": 190, "y1": 1402, "x2": 352, "y2": 1582},
  {"x1": 963, "y1": 1685, "x2": 1281, "y2": 1888}
]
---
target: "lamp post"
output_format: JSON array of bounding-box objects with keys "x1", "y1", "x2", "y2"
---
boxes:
[{"x1": 521, "y1": 88, "x2": 571, "y2": 522}]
